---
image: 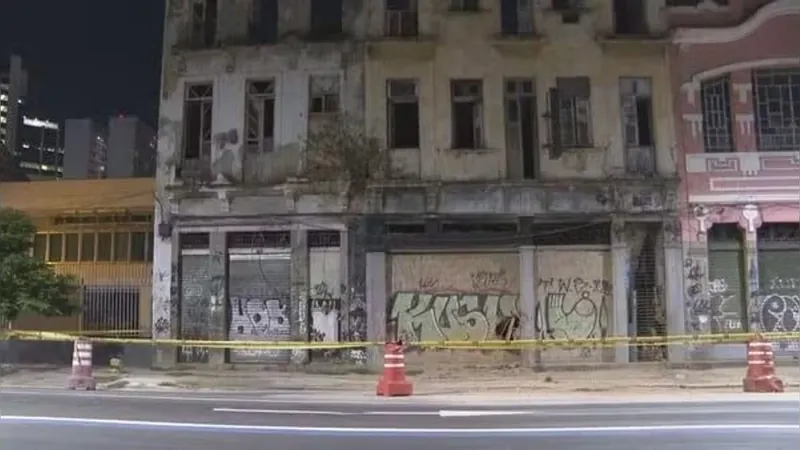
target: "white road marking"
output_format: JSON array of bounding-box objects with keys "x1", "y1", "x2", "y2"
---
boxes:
[
  {"x1": 1, "y1": 416, "x2": 798, "y2": 434},
  {"x1": 439, "y1": 410, "x2": 536, "y2": 418},
  {"x1": 213, "y1": 408, "x2": 350, "y2": 416}
]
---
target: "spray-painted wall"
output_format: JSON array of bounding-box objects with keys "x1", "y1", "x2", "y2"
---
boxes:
[
  {"x1": 309, "y1": 247, "x2": 341, "y2": 343},
  {"x1": 388, "y1": 253, "x2": 520, "y2": 342},
  {"x1": 535, "y1": 250, "x2": 611, "y2": 363}
]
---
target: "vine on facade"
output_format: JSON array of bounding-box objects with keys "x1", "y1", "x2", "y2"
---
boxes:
[{"x1": 303, "y1": 112, "x2": 387, "y2": 208}]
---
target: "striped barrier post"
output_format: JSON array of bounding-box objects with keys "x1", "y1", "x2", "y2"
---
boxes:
[
  {"x1": 376, "y1": 341, "x2": 413, "y2": 397},
  {"x1": 743, "y1": 335, "x2": 784, "y2": 393},
  {"x1": 68, "y1": 339, "x2": 96, "y2": 390}
]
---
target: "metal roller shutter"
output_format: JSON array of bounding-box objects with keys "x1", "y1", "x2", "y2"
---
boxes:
[
  {"x1": 756, "y1": 224, "x2": 800, "y2": 353},
  {"x1": 228, "y1": 254, "x2": 292, "y2": 363},
  {"x1": 707, "y1": 226, "x2": 746, "y2": 334},
  {"x1": 179, "y1": 254, "x2": 212, "y2": 363}
]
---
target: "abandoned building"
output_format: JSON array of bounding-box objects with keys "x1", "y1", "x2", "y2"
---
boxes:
[
  {"x1": 673, "y1": 0, "x2": 800, "y2": 360},
  {"x1": 152, "y1": 0, "x2": 685, "y2": 368}
]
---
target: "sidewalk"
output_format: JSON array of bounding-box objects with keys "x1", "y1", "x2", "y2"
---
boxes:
[{"x1": 2, "y1": 363, "x2": 798, "y2": 395}]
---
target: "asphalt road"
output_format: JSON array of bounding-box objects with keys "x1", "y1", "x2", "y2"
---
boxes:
[{"x1": 0, "y1": 389, "x2": 798, "y2": 449}]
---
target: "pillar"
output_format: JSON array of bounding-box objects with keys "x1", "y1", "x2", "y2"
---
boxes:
[
  {"x1": 518, "y1": 246, "x2": 537, "y2": 367},
  {"x1": 290, "y1": 228, "x2": 309, "y2": 364},
  {"x1": 206, "y1": 231, "x2": 227, "y2": 366},
  {"x1": 685, "y1": 207, "x2": 712, "y2": 362},
  {"x1": 663, "y1": 218, "x2": 687, "y2": 363},
  {"x1": 365, "y1": 251, "x2": 387, "y2": 370},
  {"x1": 738, "y1": 204, "x2": 762, "y2": 331},
  {"x1": 611, "y1": 219, "x2": 630, "y2": 363},
  {"x1": 151, "y1": 213, "x2": 179, "y2": 368}
]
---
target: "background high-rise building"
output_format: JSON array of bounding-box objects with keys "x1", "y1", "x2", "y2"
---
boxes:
[
  {"x1": 17, "y1": 115, "x2": 62, "y2": 179},
  {"x1": 62, "y1": 118, "x2": 107, "y2": 179},
  {"x1": 107, "y1": 116, "x2": 156, "y2": 178},
  {"x1": 0, "y1": 54, "x2": 27, "y2": 155},
  {"x1": 63, "y1": 115, "x2": 155, "y2": 180}
]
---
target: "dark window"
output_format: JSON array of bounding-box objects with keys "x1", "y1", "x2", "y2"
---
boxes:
[
  {"x1": 114, "y1": 232, "x2": 130, "y2": 261},
  {"x1": 64, "y1": 233, "x2": 80, "y2": 262},
  {"x1": 33, "y1": 234, "x2": 47, "y2": 260},
  {"x1": 451, "y1": 80, "x2": 484, "y2": 149},
  {"x1": 250, "y1": 0, "x2": 278, "y2": 44},
  {"x1": 81, "y1": 233, "x2": 96, "y2": 261},
  {"x1": 387, "y1": 80, "x2": 420, "y2": 149},
  {"x1": 130, "y1": 232, "x2": 148, "y2": 262},
  {"x1": 700, "y1": 76, "x2": 734, "y2": 153},
  {"x1": 310, "y1": 0, "x2": 343, "y2": 38},
  {"x1": 96, "y1": 233, "x2": 113, "y2": 261},
  {"x1": 48, "y1": 234, "x2": 63, "y2": 262}
]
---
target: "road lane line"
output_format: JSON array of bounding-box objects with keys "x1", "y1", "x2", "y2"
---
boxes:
[
  {"x1": 1, "y1": 416, "x2": 798, "y2": 435},
  {"x1": 213, "y1": 408, "x2": 350, "y2": 416}
]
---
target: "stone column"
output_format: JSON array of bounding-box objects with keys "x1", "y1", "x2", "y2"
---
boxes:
[
  {"x1": 738, "y1": 204, "x2": 762, "y2": 332},
  {"x1": 206, "y1": 231, "x2": 227, "y2": 366},
  {"x1": 518, "y1": 246, "x2": 537, "y2": 367},
  {"x1": 685, "y1": 206, "x2": 713, "y2": 363},
  {"x1": 290, "y1": 228, "x2": 310, "y2": 364},
  {"x1": 663, "y1": 217, "x2": 687, "y2": 363},
  {"x1": 611, "y1": 219, "x2": 630, "y2": 363},
  {"x1": 365, "y1": 251, "x2": 388, "y2": 370}
]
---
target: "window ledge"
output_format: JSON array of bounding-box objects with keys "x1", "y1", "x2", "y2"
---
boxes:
[{"x1": 447, "y1": 147, "x2": 496, "y2": 153}]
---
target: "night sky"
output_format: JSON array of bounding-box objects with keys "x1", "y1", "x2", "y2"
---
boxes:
[{"x1": 0, "y1": 1, "x2": 164, "y2": 126}]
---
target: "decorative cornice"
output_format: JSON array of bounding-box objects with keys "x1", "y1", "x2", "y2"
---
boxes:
[{"x1": 673, "y1": 0, "x2": 800, "y2": 44}]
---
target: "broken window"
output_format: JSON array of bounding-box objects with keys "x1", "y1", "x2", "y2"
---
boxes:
[
  {"x1": 190, "y1": 0, "x2": 217, "y2": 47},
  {"x1": 310, "y1": 0, "x2": 343, "y2": 38},
  {"x1": 182, "y1": 83, "x2": 214, "y2": 162},
  {"x1": 752, "y1": 68, "x2": 800, "y2": 152},
  {"x1": 449, "y1": 0, "x2": 480, "y2": 12},
  {"x1": 387, "y1": 79, "x2": 420, "y2": 149},
  {"x1": 620, "y1": 78, "x2": 654, "y2": 147},
  {"x1": 245, "y1": 80, "x2": 276, "y2": 153},
  {"x1": 249, "y1": 0, "x2": 278, "y2": 44},
  {"x1": 500, "y1": 0, "x2": 535, "y2": 35},
  {"x1": 612, "y1": 0, "x2": 647, "y2": 35},
  {"x1": 385, "y1": 0, "x2": 418, "y2": 37},
  {"x1": 700, "y1": 76, "x2": 734, "y2": 153},
  {"x1": 505, "y1": 79, "x2": 538, "y2": 179},
  {"x1": 309, "y1": 75, "x2": 341, "y2": 115},
  {"x1": 555, "y1": 77, "x2": 592, "y2": 148},
  {"x1": 620, "y1": 77, "x2": 655, "y2": 174},
  {"x1": 451, "y1": 80, "x2": 484, "y2": 149}
]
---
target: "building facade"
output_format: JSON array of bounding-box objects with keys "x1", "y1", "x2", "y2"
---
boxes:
[
  {"x1": 0, "y1": 54, "x2": 27, "y2": 154},
  {"x1": 107, "y1": 116, "x2": 157, "y2": 178},
  {"x1": 17, "y1": 116, "x2": 62, "y2": 178},
  {"x1": 154, "y1": 0, "x2": 682, "y2": 367},
  {"x1": 0, "y1": 178, "x2": 155, "y2": 365},
  {"x1": 63, "y1": 118, "x2": 108, "y2": 179},
  {"x1": 672, "y1": 0, "x2": 800, "y2": 359}
]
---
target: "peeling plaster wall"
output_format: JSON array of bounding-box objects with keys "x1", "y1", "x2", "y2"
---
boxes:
[{"x1": 365, "y1": 0, "x2": 676, "y2": 181}]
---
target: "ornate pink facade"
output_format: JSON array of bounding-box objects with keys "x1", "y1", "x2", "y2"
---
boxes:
[{"x1": 671, "y1": 0, "x2": 800, "y2": 350}]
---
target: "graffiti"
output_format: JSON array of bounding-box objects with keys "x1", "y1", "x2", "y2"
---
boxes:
[
  {"x1": 684, "y1": 258, "x2": 708, "y2": 332},
  {"x1": 706, "y1": 277, "x2": 742, "y2": 332},
  {"x1": 309, "y1": 282, "x2": 340, "y2": 344},
  {"x1": 768, "y1": 277, "x2": 800, "y2": 290},
  {"x1": 229, "y1": 296, "x2": 289, "y2": 338},
  {"x1": 760, "y1": 294, "x2": 800, "y2": 334},
  {"x1": 471, "y1": 269, "x2": 510, "y2": 291},
  {"x1": 708, "y1": 278, "x2": 727, "y2": 293},
  {"x1": 388, "y1": 292, "x2": 519, "y2": 342},
  {"x1": 535, "y1": 277, "x2": 609, "y2": 349}
]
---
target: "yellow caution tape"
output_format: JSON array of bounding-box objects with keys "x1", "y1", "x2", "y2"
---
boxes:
[{"x1": 2, "y1": 330, "x2": 799, "y2": 351}]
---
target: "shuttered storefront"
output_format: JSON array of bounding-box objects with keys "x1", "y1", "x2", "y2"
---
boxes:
[
  {"x1": 228, "y1": 253, "x2": 292, "y2": 363},
  {"x1": 707, "y1": 224, "x2": 746, "y2": 334},
  {"x1": 756, "y1": 224, "x2": 800, "y2": 351}
]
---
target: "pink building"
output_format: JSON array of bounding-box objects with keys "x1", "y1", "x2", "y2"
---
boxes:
[{"x1": 671, "y1": 0, "x2": 800, "y2": 357}]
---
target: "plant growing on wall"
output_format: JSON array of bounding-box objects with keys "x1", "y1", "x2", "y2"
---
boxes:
[
  {"x1": 302, "y1": 112, "x2": 387, "y2": 209},
  {"x1": 0, "y1": 208, "x2": 78, "y2": 328}
]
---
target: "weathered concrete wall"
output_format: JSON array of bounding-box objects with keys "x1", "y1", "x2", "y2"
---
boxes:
[
  {"x1": 389, "y1": 253, "x2": 520, "y2": 342},
  {"x1": 535, "y1": 249, "x2": 611, "y2": 363},
  {"x1": 365, "y1": 0, "x2": 676, "y2": 181}
]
